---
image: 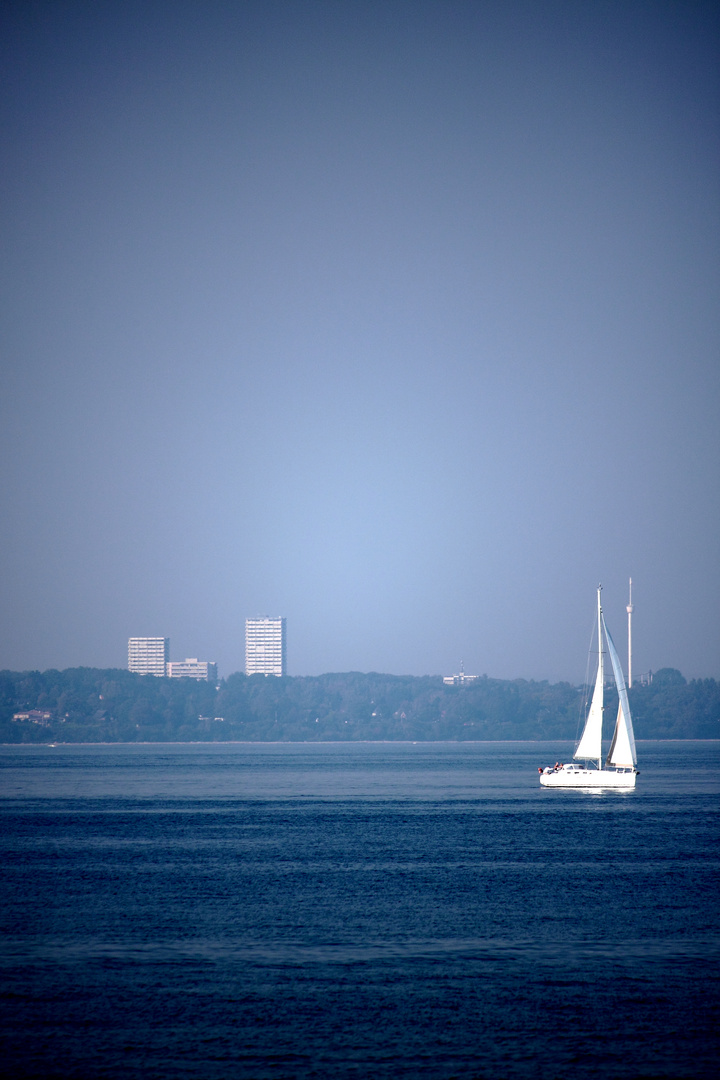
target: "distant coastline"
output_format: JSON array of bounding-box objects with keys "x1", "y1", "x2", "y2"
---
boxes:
[
  {"x1": 1, "y1": 667, "x2": 717, "y2": 743},
  {"x1": 3, "y1": 739, "x2": 718, "y2": 747}
]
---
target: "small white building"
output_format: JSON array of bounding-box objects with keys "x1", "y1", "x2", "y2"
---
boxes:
[
  {"x1": 167, "y1": 659, "x2": 218, "y2": 682},
  {"x1": 443, "y1": 672, "x2": 479, "y2": 686}
]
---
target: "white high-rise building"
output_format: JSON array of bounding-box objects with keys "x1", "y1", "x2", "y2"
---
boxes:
[
  {"x1": 245, "y1": 617, "x2": 286, "y2": 676},
  {"x1": 128, "y1": 637, "x2": 169, "y2": 677}
]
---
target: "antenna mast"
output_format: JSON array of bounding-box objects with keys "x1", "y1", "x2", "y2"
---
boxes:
[{"x1": 627, "y1": 577, "x2": 634, "y2": 688}]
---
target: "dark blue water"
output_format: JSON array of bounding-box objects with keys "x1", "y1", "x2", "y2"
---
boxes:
[{"x1": 1, "y1": 741, "x2": 718, "y2": 1079}]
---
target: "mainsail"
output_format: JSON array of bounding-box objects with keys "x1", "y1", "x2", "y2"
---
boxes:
[
  {"x1": 603, "y1": 614, "x2": 637, "y2": 767},
  {"x1": 574, "y1": 660, "x2": 603, "y2": 762},
  {"x1": 574, "y1": 586, "x2": 604, "y2": 764}
]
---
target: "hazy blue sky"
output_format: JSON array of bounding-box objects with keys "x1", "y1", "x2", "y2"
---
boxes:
[{"x1": 1, "y1": 0, "x2": 718, "y2": 681}]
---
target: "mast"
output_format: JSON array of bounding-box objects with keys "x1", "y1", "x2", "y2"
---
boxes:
[
  {"x1": 574, "y1": 584, "x2": 605, "y2": 767},
  {"x1": 626, "y1": 577, "x2": 633, "y2": 689},
  {"x1": 597, "y1": 584, "x2": 603, "y2": 772}
]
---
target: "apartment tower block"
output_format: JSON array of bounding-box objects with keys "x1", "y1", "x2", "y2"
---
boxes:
[
  {"x1": 245, "y1": 617, "x2": 286, "y2": 676},
  {"x1": 128, "y1": 637, "x2": 170, "y2": 677}
]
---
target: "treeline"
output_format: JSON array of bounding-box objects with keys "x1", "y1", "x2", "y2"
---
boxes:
[{"x1": 0, "y1": 666, "x2": 717, "y2": 743}]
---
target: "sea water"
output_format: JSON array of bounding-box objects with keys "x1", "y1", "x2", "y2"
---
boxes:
[{"x1": 0, "y1": 741, "x2": 718, "y2": 1079}]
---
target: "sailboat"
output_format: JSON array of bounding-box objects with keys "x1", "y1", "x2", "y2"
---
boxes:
[{"x1": 539, "y1": 586, "x2": 638, "y2": 789}]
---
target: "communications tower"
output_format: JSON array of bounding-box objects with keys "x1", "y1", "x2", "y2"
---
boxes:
[{"x1": 626, "y1": 578, "x2": 634, "y2": 688}]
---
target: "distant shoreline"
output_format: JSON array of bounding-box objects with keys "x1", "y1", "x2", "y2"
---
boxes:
[
  {"x1": 2, "y1": 738, "x2": 718, "y2": 747},
  {"x1": 3, "y1": 667, "x2": 717, "y2": 741}
]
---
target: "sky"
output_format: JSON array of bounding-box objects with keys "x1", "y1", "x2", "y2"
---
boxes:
[{"x1": 1, "y1": 0, "x2": 718, "y2": 682}]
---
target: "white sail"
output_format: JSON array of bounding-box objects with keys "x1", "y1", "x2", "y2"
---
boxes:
[
  {"x1": 575, "y1": 588, "x2": 604, "y2": 763},
  {"x1": 574, "y1": 659, "x2": 603, "y2": 761},
  {"x1": 602, "y1": 614, "x2": 637, "y2": 766},
  {"x1": 606, "y1": 702, "x2": 635, "y2": 767}
]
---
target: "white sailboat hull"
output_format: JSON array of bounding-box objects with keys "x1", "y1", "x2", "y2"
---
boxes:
[{"x1": 540, "y1": 767, "x2": 637, "y2": 789}]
